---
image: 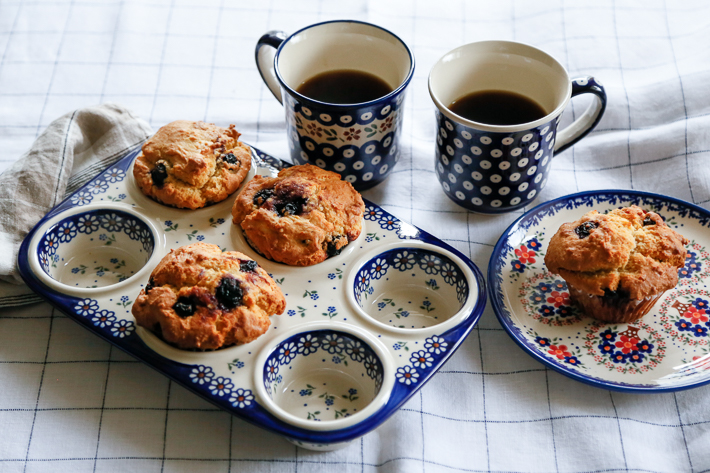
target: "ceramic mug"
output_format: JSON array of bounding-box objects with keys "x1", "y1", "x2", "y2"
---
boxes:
[
  {"x1": 428, "y1": 41, "x2": 606, "y2": 213},
  {"x1": 255, "y1": 20, "x2": 415, "y2": 191}
]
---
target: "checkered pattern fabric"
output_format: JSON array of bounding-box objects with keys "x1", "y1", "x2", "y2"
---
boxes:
[{"x1": 1, "y1": 1, "x2": 710, "y2": 472}]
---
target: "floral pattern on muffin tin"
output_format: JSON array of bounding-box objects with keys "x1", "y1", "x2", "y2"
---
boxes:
[
  {"x1": 489, "y1": 190, "x2": 710, "y2": 391},
  {"x1": 18, "y1": 144, "x2": 486, "y2": 448},
  {"x1": 261, "y1": 329, "x2": 384, "y2": 422},
  {"x1": 352, "y1": 247, "x2": 469, "y2": 331},
  {"x1": 37, "y1": 208, "x2": 155, "y2": 289},
  {"x1": 435, "y1": 110, "x2": 559, "y2": 211}
]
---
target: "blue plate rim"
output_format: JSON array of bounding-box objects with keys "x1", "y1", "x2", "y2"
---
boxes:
[{"x1": 487, "y1": 188, "x2": 710, "y2": 393}]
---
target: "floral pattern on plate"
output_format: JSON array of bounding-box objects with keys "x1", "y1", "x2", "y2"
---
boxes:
[{"x1": 489, "y1": 190, "x2": 710, "y2": 391}]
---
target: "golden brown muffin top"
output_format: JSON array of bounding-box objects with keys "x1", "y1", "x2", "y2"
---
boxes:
[
  {"x1": 142, "y1": 120, "x2": 241, "y2": 187},
  {"x1": 544, "y1": 205, "x2": 689, "y2": 299},
  {"x1": 232, "y1": 164, "x2": 365, "y2": 266},
  {"x1": 131, "y1": 243, "x2": 285, "y2": 350},
  {"x1": 133, "y1": 120, "x2": 251, "y2": 209}
]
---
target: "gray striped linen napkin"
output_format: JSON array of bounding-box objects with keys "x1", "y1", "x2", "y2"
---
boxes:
[{"x1": 0, "y1": 104, "x2": 152, "y2": 308}]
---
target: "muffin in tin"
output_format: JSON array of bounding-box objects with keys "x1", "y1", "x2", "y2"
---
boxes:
[
  {"x1": 132, "y1": 243, "x2": 285, "y2": 350},
  {"x1": 133, "y1": 120, "x2": 251, "y2": 209},
  {"x1": 231, "y1": 164, "x2": 365, "y2": 266},
  {"x1": 544, "y1": 205, "x2": 688, "y2": 323}
]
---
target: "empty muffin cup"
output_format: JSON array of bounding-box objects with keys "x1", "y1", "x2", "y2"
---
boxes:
[
  {"x1": 348, "y1": 242, "x2": 477, "y2": 333},
  {"x1": 29, "y1": 203, "x2": 161, "y2": 295},
  {"x1": 254, "y1": 322, "x2": 394, "y2": 431}
]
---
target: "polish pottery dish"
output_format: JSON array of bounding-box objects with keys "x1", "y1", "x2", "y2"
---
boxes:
[
  {"x1": 18, "y1": 145, "x2": 486, "y2": 450},
  {"x1": 489, "y1": 190, "x2": 710, "y2": 392}
]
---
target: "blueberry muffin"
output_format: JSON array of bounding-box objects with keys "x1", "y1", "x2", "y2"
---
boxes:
[
  {"x1": 544, "y1": 205, "x2": 688, "y2": 323},
  {"x1": 231, "y1": 164, "x2": 365, "y2": 266},
  {"x1": 132, "y1": 243, "x2": 285, "y2": 349},
  {"x1": 133, "y1": 120, "x2": 251, "y2": 209}
]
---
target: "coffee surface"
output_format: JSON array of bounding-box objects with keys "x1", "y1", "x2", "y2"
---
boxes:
[
  {"x1": 448, "y1": 90, "x2": 547, "y2": 125},
  {"x1": 296, "y1": 69, "x2": 393, "y2": 104}
]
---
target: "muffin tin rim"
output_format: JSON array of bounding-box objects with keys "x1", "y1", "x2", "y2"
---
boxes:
[
  {"x1": 252, "y1": 320, "x2": 395, "y2": 431},
  {"x1": 28, "y1": 201, "x2": 164, "y2": 297},
  {"x1": 345, "y1": 240, "x2": 478, "y2": 336}
]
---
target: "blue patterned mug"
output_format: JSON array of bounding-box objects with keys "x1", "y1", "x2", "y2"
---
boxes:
[
  {"x1": 256, "y1": 20, "x2": 415, "y2": 191},
  {"x1": 429, "y1": 41, "x2": 606, "y2": 213}
]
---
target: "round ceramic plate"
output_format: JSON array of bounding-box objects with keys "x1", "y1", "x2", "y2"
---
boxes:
[{"x1": 489, "y1": 190, "x2": 710, "y2": 392}]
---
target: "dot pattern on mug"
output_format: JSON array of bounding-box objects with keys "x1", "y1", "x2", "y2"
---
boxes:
[
  {"x1": 284, "y1": 94, "x2": 405, "y2": 190},
  {"x1": 434, "y1": 110, "x2": 559, "y2": 213}
]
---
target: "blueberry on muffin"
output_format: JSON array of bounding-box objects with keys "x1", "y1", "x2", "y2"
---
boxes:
[
  {"x1": 131, "y1": 243, "x2": 285, "y2": 349},
  {"x1": 544, "y1": 205, "x2": 688, "y2": 323},
  {"x1": 133, "y1": 120, "x2": 251, "y2": 209},
  {"x1": 231, "y1": 164, "x2": 365, "y2": 266}
]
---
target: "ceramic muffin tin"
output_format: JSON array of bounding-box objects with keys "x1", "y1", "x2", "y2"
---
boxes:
[{"x1": 17, "y1": 145, "x2": 486, "y2": 450}]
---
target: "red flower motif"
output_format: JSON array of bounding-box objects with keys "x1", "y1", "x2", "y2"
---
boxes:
[
  {"x1": 684, "y1": 306, "x2": 708, "y2": 325},
  {"x1": 547, "y1": 291, "x2": 570, "y2": 307},
  {"x1": 615, "y1": 335, "x2": 640, "y2": 354},
  {"x1": 691, "y1": 355, "x2": 710, "y2": 370},
  {"x1": 343, "y1": 128, "x2": 362, "y2": 141},
  {"x1": 514, "y1": 245, "x2": 536, "y2": 264},
  {"x1": 547, "y1": 344, "x2": 571, "y2": 359},
  {"x1": 380, "y1": 116, "x2": 394, "y2": 131},
  {"x1": 306, "y1": 123, "x2": 323, "y2": 137}
]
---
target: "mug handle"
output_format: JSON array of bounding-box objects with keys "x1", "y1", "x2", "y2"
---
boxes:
[
  {"x1": 255, "y1": 31, "x2": 288, "y2": 104},
  {"x1": 554, "y1": 76, "x2": 606, "y2": 154}
]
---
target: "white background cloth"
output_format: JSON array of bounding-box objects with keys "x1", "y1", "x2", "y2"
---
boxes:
[{"x1": 1, "y1": 1, "x2": 710, "y2": 472}]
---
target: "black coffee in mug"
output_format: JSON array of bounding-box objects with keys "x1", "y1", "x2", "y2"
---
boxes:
[
  {"x1": 296, "y1": 69, "x2": 393, "y2": 104},
  {"x1": 448, "y1": 90, "x2": 547, "y2": 126}
]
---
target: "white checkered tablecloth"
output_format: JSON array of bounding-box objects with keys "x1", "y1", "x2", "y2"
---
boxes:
[{"x1": 2, "y1": 1, "x2": 710, "y2": 472}]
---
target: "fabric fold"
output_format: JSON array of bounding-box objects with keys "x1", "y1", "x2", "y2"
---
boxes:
[{"x1": 0, "y1": 103, "x2": 152, "y2": 307}]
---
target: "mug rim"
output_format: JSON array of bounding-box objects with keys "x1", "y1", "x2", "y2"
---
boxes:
[
  {"x1": 273, "y1": 19, "x2": 415, "y2": 110},
  {"x1": 428, "y1": 40, "x2": 572, "y2": 133}
]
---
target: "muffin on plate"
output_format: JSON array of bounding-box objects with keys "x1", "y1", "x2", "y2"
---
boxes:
[
  {"x1": 133, "y1": 120, "x2": 251, "y2": 209},
  {"x1": 544, "y1": 205, "x2": 688, "y2": 323},
  {"x1": 132, "y1": 243, "x2": 285, "y2": 350},
  {"x1": 231, "y1": 164, "x2": 365, "y2": 266}
]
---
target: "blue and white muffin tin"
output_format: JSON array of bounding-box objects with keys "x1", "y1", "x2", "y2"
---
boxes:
[{"x1": 18, "y1": 145, "x2": 486, "y2": 450}]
